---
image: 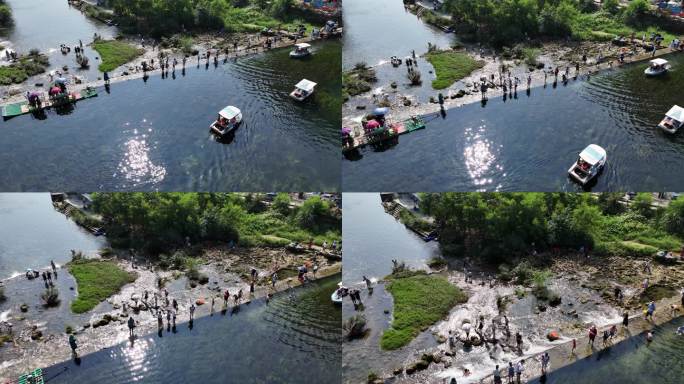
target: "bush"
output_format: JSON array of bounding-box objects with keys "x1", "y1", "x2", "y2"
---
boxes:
[
  {"x1": 41, "y1": 287, "x2": 60, "y2": 307},
  {"x1": 407, "y1": 70, "x2": 422, "y2": 85},
  {"x1": 428, "y1": 257, "x2": 447, "y2": 269}
]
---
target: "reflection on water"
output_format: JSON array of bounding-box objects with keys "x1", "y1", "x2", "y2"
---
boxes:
[
  {"x1": 463, "y1": 124, "x2": 502, "y2": 189},
  {"x1": 43, "y1": 276, "x2": 341, "y2": 384},
  {"x1": 0, "y1": 42, "x2": 341, "y2": 191},
  {"x1": 343, "y1": 53, "x2": 684, "y2": 192},
  {"x1": 528, "y1": 318, "x2": 684, "y2": 384},
  {"x1": 0, "y1": 193, "x2": 105, "y2": 279}
]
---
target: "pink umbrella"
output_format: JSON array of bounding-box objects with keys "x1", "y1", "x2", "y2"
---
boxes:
[
  {"x1": 49, "y1": 86, "x2": 61, "y2": 95},
  {"x1": 366, "y1": 119, "x2": 380, "y2": 129}
]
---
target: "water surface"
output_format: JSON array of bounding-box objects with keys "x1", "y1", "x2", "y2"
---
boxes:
[{"x1": 0, "y1": 42, "x2": 341, "y2": 191}]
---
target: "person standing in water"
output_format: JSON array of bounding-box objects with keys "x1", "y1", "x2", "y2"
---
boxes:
[
  {"x1": 69, "y1": 334, "x2": 78, "y2": 356},
  {"x1": 540, "y1": 352, "x2": 550, "y2": 374},
  {"x1": 189, "y1": 304, "x2": 196, "y2": 321},
  {"x1": 515, "y1": 360, "x2": 524, "y2": 384},
  {"x1": 507, "y1": 362, "x2": 515, "y2": 384},
  {"x1": 363, "y1": 276, "x2": 372, "y2": 290},
  {"x1": 51, "y1": 260, "x2": 56, "y2": 273},
  {"x1": 646, "y1": 301, "x2": 656, "y2": 321},
  {"x1": 127, "y1": 316, "x2": 136, "y2": 337},
  {"x1": 493, "y1": 364, "x2": 502, "y2": 384}
]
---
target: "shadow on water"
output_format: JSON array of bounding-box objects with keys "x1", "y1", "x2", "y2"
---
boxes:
[
  {"x1": 0, "y1": 41, "x2": 341, "y2": 192},
  {"x1": 42, "y1": 276, "x2": 341, "y2": 384},
  {"x1": 528, "y1": 318, "x2": 684, "y2": 384},
  {"x1": 343, "y1": 52, "x2": 684, "y2": 192}
]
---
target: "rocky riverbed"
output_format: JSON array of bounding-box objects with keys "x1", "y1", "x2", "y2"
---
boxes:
[{"x1": 355, "y1": 251, "x2": 683, "y2": 384}]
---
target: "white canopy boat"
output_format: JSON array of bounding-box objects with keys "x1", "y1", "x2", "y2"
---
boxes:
[
  {"x1": 658, "y1": 105, "x2": 684, "y2": 134},
  {"x1": 209, "y1": 105, "x2": 243, "y2": 136},
  {"x1": 568, "y1": 144, "x2": 607, "y2": 185},
  {"x1": 289, "y1": 43, "x2": 312, "y2": 58},
  {"x1": 644, "y1": 58, "x2": 670, "y2": 76},
  {"x1": 290, "y1": 79, "x2": 317, "y2": 101}
]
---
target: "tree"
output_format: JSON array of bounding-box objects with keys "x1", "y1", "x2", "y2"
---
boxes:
[
  {"x1": 272, "y1": 193, "x2": 291, "y2": 216},
  {"x1": 631, "y1": 193, "x2": 654, "y2": 218},
  {"x1": 602, "y1": 0, "x2": 620, "y2": 15},
  {"x1": 624, "y1": 0, "x2": 650, "y2": 23},
  {"x1": 662, "y1": 197, "x2": 684, "y2": 237},
  {"x1": 296, "y1": 196, "x2": 330, "y2": 229}
]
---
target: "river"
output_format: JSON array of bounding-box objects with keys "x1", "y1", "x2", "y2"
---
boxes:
[
  {"x1": 342, "y1": 193, "x2": 439, "y2": 285},
  {"x1": 0, "y1": 193, "x2": 105, "y2": 280},
  {"x1": 343, "y1": 51, "x2": 684, "y2": 192},
  {"x1": 529, "y1": 317, "x2": 684, "y2": 384},
  {"x1": 342, "y1": 193, "x2": 440, "y2": 383},
  {"x1": 0, "y1": 0, "x2": 341, "y2": 191},
  {"x1": 39, "y1": 276, "x2": 341, "y2": 384}
]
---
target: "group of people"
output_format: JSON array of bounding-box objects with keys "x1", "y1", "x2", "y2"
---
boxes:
[{"x1": 25, "y1": 260, "x2": 58, "y2": 289}]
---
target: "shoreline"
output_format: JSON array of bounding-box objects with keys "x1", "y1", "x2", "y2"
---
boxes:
[{"x1": 1, "y1": 30, "x2": 336, "y2": 108}]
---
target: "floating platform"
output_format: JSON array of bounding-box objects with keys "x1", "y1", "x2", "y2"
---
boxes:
[
  {"x1": 343, "y1": 116, "x2": 426, "y2": 152},
  {"x1": 18, "y1": 368, "x2": 44, "y2": 384},
  {"x1": 2, "y1": 88, "x2": 98, "y2": 119}
]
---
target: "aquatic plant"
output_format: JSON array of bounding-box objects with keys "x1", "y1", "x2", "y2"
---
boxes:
[
  {"x1": 343, "y1": 314, "x2": 368, "y2": 340},
  {"x1": 407, "y1": 70, "x2": 422, "y2": 86},
  {"x1": 41, "y1": 287, "x2": 61, "y2": 308}
]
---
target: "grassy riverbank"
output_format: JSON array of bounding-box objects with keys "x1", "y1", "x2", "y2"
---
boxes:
[
  {"x1": 92, "y1": 40, "x2": 145, "y2": 72},
  {"x1": 425, "y1": 50, "x2": 484, "y2": 90},
  {"x1": 381, "y1": 270, "x2": 467, "y2": 350},
  {"x1": 342, "y1": 63, "x2": 376, "y2": 101},
  {"x1": 68, "y1": 259, "x2": 138, "y2": 313}
]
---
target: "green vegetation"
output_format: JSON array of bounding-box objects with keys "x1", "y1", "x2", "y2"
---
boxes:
[
  {"x1": 92, "y1": 40, "x2": 144, "y2": 72},
  {"x1": 106, "y1": 0, "x2": 320, "y2": 37},
  {"x1": 343, "y1": 62, "x2": 377, "y2": 101},
  {"x1": 420, "y1": 193, "x2": 683, "y2": 262},
  {"x1": 90, "y1": 193, "x2": 340, "y2": 253},
  {"x1": 41, "y1": 287, "x2": 60, "y2": 308},
  {"x1": 442, "y1": 0, "x2": 682, "y2": 46},
  {"x1": 0, "y1": 0, "x2": 12, "y2": 28},
  {"x1": 381, "y1": 270, "x2": 467, "y2": 350},
  {"x1": 397, "y1": 207, "x2": 434, "y2": 233},
  {"x1": 425, "y1": 50, "x2": 484, "y2": 89},
  {"x1": 68, "y1": 260, "x2": 138, "y2": 314},
  {"x1": 0, "y1": 51, "x2": 49, "y2": 85}
]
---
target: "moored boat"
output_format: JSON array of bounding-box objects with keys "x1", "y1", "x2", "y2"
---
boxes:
[
  {"x1": 644, "y1": 58, "x2": 670, "y2": 76},
  {"x1": 289, "y1": 43, "x2": 312, "y2": 58},
  {"x1": 568, "y1": 144, "x2": 607, "y2": 185},
  {"x1": 658, "y1": 105, "x2": 683, "y2": 134},
  {"x1": 209, "y1": 105, "x2": 243, "y2": 136},
  {"x1": 290, "y1": 79, "x2": 316, "y2": 101}
]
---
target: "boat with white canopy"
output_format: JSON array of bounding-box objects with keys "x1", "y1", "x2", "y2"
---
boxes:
[
  {"x1": 658, "y1": 105, "x2": 683, "y2": 134},
  {"x1": 568, "y1": 144, "x2": 607, "y2": 185},
  {"x1": 209, "y1": 106, "x2": 243, "y2": 136},
  {"x1": 290, "y1": 79, "x2": 317, "y2": 101}
]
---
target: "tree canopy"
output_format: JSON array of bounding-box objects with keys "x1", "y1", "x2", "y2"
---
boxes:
[{"x1": 419, "y1": 193, "x2": 683, "y2": 262}]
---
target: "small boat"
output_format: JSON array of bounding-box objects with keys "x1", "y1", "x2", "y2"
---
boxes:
[
  {"x1": 290, "y1": 79, "x2": 316, "y2": 101},
  {"x1": 644, "y1": 58, "x2": 670, "y2": 76},
  {"x1": 390, "y1": 56, "x2": 402, "y2": 67},
  {"x1": 289, "y1": 43, "x2": 312, "y2": 58},
  {"x1": 658, "y1": 105, "x2": 684, "y2": 134},
  {"x1": 568, "y1": 144, "x2": 607, "y2": 185},
  {"x1": 209, "y1": 105, "x2": 243, "y2": 136}
]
